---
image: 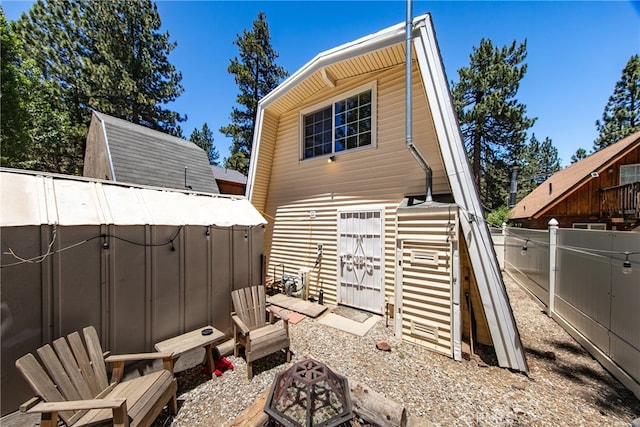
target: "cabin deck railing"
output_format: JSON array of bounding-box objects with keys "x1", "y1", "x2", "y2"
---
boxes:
[{"x1": 600, "y1": 181, "x2": 640, "y2": 219}]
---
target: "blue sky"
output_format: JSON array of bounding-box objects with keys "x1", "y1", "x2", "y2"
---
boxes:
[{"x1": 3, "y1": 1, "x2": 639, "y2": 167}]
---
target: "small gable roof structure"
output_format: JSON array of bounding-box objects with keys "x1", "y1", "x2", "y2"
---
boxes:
[
  {"x1": 511, "y1": 131, "x2": 640, "y2": 227},
  {"x1": 247, "y1": 14, "x2": 528, "y2": 372},
  {"x1": 84, "y1": 111, "x2": 219, "y2": 194}
]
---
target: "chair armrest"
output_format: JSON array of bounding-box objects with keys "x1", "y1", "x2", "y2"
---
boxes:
[
  {"x1": 19, "y1": 397, "x2": 41, "y2": 412},
  {"x1": 28, "y1": 398, "x2": 129, "y2": 427},
  {"x1": 27, "y1": 398, "x2": 127, "y2": 413},
  {"x1": 231, "y1": 313, "x2": 250, "y2": 334},
  {"x1": 105, "y1": 352, "x2": 173, "y2": 363}
]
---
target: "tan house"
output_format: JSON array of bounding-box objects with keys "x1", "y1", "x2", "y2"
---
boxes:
[
  {"x1": 247, "y1": 13, "x2": 528, "y2": 372},
  {"x1": 511, "y1": 131, "x2": 640, "y2": 230}
]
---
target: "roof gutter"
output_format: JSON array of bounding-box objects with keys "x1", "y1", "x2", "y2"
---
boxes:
[{"x1": 405, "y1": 0, "x2": 432, "y2": 202}]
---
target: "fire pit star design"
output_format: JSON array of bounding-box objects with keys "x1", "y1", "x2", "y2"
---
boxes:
[{"x1": 264, "y1": 358, "x2": 353, "y2": 427}]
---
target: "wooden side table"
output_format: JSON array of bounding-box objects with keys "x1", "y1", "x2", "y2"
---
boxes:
[{"x1": 154, "y1": 326, "x2": 225, "y2": 379}]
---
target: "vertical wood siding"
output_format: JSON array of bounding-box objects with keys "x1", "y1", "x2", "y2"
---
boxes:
[{"x1": 254, "y1": 63, "x2": 451, "y2": 309}]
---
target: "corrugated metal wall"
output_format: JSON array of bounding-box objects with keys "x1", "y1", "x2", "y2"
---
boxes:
[{"x1": 0, "y1": 224, "x2": 263, "y2": 415}]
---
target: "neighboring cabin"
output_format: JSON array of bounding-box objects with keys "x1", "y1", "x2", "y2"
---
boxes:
[
  {"x1": 212, "y1": 166, "x2": 247, "y2": 195},
  {"x1": 247, "y1": 13, "x2": 528, "y2": 372},
  {"x1": 511, "y1": 131, "x2": 640, "y2": 231},
  {"x1": 84, "y1": 111, "x2": 219, "y2": 194}
]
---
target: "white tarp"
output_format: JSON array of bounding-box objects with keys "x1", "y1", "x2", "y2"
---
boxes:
[{"x1": 0, "y1": 170, "x2": 266, "y2": 227}]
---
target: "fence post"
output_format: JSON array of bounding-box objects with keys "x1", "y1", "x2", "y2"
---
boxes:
[{"x1": 548, "y1": 218, "x2": 559, "y2": 318}]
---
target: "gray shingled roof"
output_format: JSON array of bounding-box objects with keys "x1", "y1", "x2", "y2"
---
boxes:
[
  {"x1": 211, "y1": 166, "x2": 247, "y2": 184},
  {"x1": 95, "y1": 111, "x2": 219, "y2": 193}
]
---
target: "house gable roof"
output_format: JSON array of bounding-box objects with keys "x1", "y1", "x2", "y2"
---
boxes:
[
  {"x1": 211, "y1": 166, "x2": 247, "y2": 184},
  {"x1": 247, "y1": 13, "x2": 528, "y2": 372},
  {"x1": 91, "y1": 111, "x2": 219, "y2": 194},
  {"x1": 511, "y1": 131, "x2": 640, "y2": 220}
]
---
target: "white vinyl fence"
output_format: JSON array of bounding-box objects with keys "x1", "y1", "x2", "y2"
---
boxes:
[{"x1": 501, "y1": 222, "x2": 640, "y2": 399}]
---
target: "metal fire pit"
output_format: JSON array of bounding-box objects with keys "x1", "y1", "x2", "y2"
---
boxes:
[{"x1": 264, "y1": 358, "x2": 353, "y2": 427}]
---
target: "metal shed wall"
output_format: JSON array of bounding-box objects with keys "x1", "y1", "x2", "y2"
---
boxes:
[
  {"x1": 0, "y1": 223, "x2": 263, "y2": 415},
  {"x1": 0, "y1": 170, "x2": 266, "y2": 415}
]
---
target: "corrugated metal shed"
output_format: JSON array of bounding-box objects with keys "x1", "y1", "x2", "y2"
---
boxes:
[
  {"x1": 84, "y1": 111, "x2": 220, "y2": 194},
  {"x1": 0, "y1": 169, "x2": 265, "y2": 227}
]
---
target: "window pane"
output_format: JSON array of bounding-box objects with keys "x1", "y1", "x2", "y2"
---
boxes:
[
  {"x1": 359, "y1": 132, "x2": 371, "y2": 147},
  {"x1": 302, "y1": 89, "x2": 372, "y2": 159},
  {"x1": 620, "y1": 164, "x2": 640, "y2": 184},
  {"x1": 303, "y1": 106, "x2": 332, "y2": 159},
  {"x1": 346, "y1": 95, "x2": 358, "y2": 110}
]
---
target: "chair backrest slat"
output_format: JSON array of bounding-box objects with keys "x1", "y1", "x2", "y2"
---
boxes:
[
  {"x1": 37, "y1": 344, "x2": 82, "y2": 402},
  {"x1": 232, "y1": 286, "x2": 268, "y2": 331},
  {"x1": 67, "y1": 331, "x2": 102, "y2": 396},
  {"x1": 83, "y1": 326, "x2": 109, "y2": 390},
  {"x1": 15, "y1": 353, "x2": 76, "y2": 425},
  {"x1": 53, "y1": 337, "x2": 93, "y2": 399}
]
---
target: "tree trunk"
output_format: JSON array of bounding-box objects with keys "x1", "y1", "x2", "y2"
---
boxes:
[{"x1": 349, "y1": 381, "x2": 407, "y2": 427}]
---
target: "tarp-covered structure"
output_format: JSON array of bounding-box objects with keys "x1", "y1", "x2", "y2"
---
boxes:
[{"x1": 0, "y1": 168, "x2": 266, "y2": 415}]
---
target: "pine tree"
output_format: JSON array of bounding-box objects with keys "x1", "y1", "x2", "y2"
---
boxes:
[
  {"x1": 1, "y1": 8, "x2": 30, "y2": 165},
  {"x1": 190, "y1": 123, "x2": 220, "y2": 165},
  {"x1": 571, "y1": 148, "x2": 588, "y2": 164},
  {"x1": 11, "y1": 0, "x2": 186, "y2": 173},
  {"x1": 86, "y1": 0, "x2": 185, "y2": 132},
  {"x1": 517, "y1": 134, "x2": 561, "y2": 199},
  {"x1": 2, "y1": 8, "x2": 77, "y2": 173},
  {"x1": 220, "y1": 12, "x2": 287, "y2": 175},
  {"x1": 451, "y1": 39, "x2": 536, "y2": 210},
  {"x1": 593, "y1": 54, "x2": 640, "y2": 151}
]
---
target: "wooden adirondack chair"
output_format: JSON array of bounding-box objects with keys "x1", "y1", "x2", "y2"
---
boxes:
[
  {"x1": 15, "y1": 326, "x2": 177, "y2": 427},
  {"x1": 231, "y1": 285, "x2": 291, "y2": 379}
]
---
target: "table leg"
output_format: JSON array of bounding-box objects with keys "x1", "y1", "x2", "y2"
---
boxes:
[{"x1": 204, "y1": 343, "x2": 215, "y2": 379}]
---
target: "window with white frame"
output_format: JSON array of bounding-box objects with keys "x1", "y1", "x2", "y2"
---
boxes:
[
  {"x1": 301, "y1": 84, "x2": 375, "y2": 160},
  {"x1": 620, "y1": 163, "x2": 640, "y2": 185}
]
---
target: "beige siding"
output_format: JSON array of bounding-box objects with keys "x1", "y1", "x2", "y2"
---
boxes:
[
  {"x1": 397, "y1": 208, "x2": 455, "y2": 356},
  {"x1": 251, "y1": 109, "x2": 279, "y2": 213},
  {"x1": 254, "y1": 61, "x2": 451, "y2": 308}
]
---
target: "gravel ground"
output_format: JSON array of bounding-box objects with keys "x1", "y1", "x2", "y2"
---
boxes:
[{"x1": 154, "y1": 274, "x2": 640, "y2": 427}]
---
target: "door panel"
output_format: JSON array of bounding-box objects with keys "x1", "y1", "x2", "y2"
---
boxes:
[{"x1": 337, "y1": 208, "x2": 383, "y2": 313}]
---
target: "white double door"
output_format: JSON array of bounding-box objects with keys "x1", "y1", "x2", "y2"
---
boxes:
[{"x1": 337, "y1": 207, "x2": 384, "y2": 314}]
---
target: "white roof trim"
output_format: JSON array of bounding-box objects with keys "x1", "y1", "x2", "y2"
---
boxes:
[
  {"x1": 94, "y1": 111, "x2": 117, "y2": 181},
  {"x1": 415, "y1": 16, "x2": 528, "y2": 372}
]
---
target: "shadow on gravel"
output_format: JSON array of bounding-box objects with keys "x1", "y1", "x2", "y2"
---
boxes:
[{"x1": 525, "y1": 343, "x2": 640, "y2": 421}]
